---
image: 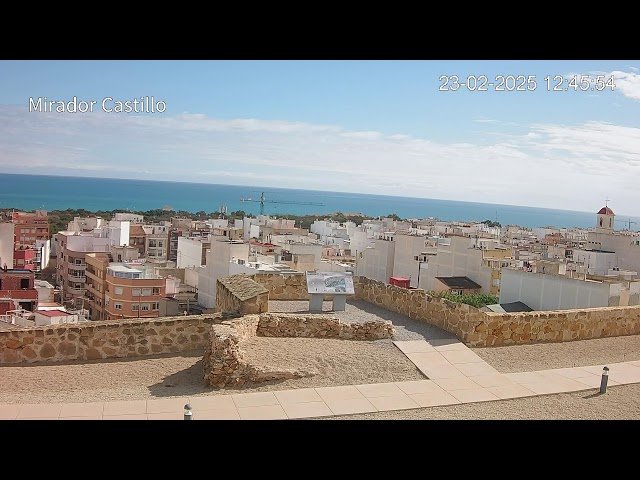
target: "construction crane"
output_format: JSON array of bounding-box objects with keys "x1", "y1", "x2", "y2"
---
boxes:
[
  {"x1": 615, "y1": 218, "x2": 638, "y2": 230},
  {"x1": 240, "y1": 192, "x2": 324, "y2": 215}
]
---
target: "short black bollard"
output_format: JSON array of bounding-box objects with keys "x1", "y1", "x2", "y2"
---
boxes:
[
  {"x1": 599, "y1": 366, "x2": 609, "y2": 394},
  {"x1": 184, "y1": 403, "x2": 193, "y2": 420}
]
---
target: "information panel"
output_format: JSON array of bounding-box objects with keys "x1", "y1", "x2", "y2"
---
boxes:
[{"x1": 306, "y1": 272, "x2": 355, "y2": 294}]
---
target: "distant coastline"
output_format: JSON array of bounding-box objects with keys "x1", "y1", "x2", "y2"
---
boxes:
[{"x1": 0, "y1": 173, "x2": 638, "y2": 231}]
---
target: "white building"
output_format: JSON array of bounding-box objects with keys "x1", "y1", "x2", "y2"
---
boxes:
[
  {"x1": 34, "y1": 308, "x2": 87, "y2": 326},
  {"x1": 177, "y1": 237, "x2": 208, "y2": 269},
  {"x1": 499, "y1": 268, "x2": 640, "y2": 310},
  {"x1": 143, "y1": 225, "x2": 169, "y2": 261},
  {"x1": 356, "y1": 232, "x2": 396, "y2": 283},
  {"x1": 392, "y1": 233, "x2": 434, "y2": 288},
  {"x1": 67, "y1": 216, "x2": 106, "y2": 232},
  {"x1": 34, "y1": 239, "x2": 51, "y2": 272},
  {"x1": 196, "y1": 239, "x2": 250, "y2": 309},
  {"x1": 35, "y1": 279, "x2": 55, "y2": 303},
  {"x1": 114, "y1": 212, "x2": 144, "y2": 224},
  {"x1": 0, "y1": 222, "x2": 14, "y2": 270},
  {"x1": 419, "y1": 236, "x2": 493, "y2": 293}
]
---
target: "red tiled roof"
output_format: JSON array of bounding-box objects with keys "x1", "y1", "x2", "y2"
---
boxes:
[{"x1": 598, "y1": 207, "x2": 614, "y2": 215}]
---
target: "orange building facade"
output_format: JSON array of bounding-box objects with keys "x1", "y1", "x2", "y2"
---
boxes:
[{"x1": 104, "y1": 263, "x2": 165, "y2": 320}]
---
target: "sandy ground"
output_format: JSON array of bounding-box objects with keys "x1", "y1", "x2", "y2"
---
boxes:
[{"x1": 1, "y1": 299, "x2": 639, "y2": 419}]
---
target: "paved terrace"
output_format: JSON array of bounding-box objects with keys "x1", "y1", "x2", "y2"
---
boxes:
[{"x1": 2, "y1": 337, "x2": 639, "y2": 420}]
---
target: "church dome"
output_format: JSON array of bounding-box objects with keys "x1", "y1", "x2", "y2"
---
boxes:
[{"x1": 597, "y1": 206, "x2": 614, "y2": 215}]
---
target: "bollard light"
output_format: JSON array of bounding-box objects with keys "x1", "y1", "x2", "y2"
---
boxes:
[
  {"x1": 599, "y1": 366, "x2": 609, "y2": 394},
  {"x1": 184, "y1": 403, "x2": 193, "y2": 420}
]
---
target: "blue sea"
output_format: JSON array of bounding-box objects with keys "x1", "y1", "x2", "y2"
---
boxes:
[{"x1": 0, "y1": 174, "x2": 637, "y2": 230}]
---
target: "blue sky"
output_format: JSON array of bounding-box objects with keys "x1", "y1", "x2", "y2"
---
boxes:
[{"x1": 1, "y1": 60, "x2": 639, "y2": 215}]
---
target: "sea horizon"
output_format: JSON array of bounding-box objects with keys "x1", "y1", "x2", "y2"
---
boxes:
[{"x1": 1, "y1": 173, "x2": 638, "y2": 231}]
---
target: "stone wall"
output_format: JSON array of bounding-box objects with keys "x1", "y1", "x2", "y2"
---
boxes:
[
  {"x1": 216, "y1": 275, "x2": 269, "y2": 315},
  {"x1": 0, "y1": 314, "x2": 225, "y2": 364},
  {"x1": 203, "y1": 313, "x2": 394, "y2": 388},
  {"x1": 257, "y1": 313, "x2": 394, "y2": 340},
  {"x1": 469, "y1": 307, "x2": 640, "y2": 347},
  {"x1": 352, "y1": 276, "x2": 640, "y2": 347},
  {"x1": 252, "y1": 273, "x2": 339, "y2": 300}
]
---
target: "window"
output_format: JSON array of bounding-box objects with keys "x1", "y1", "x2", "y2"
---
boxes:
[
  {"x1": 152, "y1": 287, "x2": 160, "y2": 295},
  {"x1": 132, "y1": 304, "x2": 139, "y2": 311},
  {"x1": 141, "y1": 304, "x2": 150, "y2": 311},
  {"x1": 132, "y1": 288, "x2": 141, "y2": 296},
  {"x1": 151, "y1": 302, "x2": 159, "y2": 310},
  {"x1": 114, "y1": 287, "x2": 123, "y2": 295},
  {"x1": 142, "y1": 288, "x2": 151, "y2": 296},
  {"x1": 21, "y1": 278, "x2": 30, "y2": 288},
  {"x1": 114, "y1": 303, "x2": 122, "y2": 310}
]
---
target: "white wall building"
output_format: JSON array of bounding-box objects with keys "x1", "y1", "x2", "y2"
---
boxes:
[
  {"x1": 419, "y1": 236, "x2": 492, "y2": 293},
  {"x1": 34, "y1": 239, "x2": 51, "y2": 272},
  {"x1": 177, "y1": 237, "x2": 207, "y2": 269},
  {"x1": 34, "y1": 308, "x2": 87, "y2": 326},
  {"x1": 356, "y1": 233, "x2": 396, "y2": 283},
  {"x1": 197, "y1": 239, "x2": 250, "y2": 309},
  {"x1": 392, "y1": 233, "x2": 433, "y2": 288},
  {"x1": 114, "y1": 212, "x2": 144, "y2": 224},
  {"x1": 0, "y1": 222, "x2": 14, "y2": 270},
  {"x1": 67, "y1": 216, "x2": 106, "y2": 232},
  {"x1": 500, "y1": 268, "x2": 640, "y2": 310}
]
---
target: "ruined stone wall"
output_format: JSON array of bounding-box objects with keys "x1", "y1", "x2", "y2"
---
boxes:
[
  {"x1": 0, "y1": 314, "x2": 223, "y2": 364},
  {"x1": 352, "y1": 276, "x2": 640, "y2": 347},
  {"x1": 256, "y1": 313, "x2": 393, "y2": 340},
  {"x1": 252, "y1": 273, "x2": 340, "y2": 300},
  {"x1": 203, "y1": 313, "x2": 394, "y2": 388},
  {"x1": 216, "y1": 275, "x2": 269, "y2": 314}
]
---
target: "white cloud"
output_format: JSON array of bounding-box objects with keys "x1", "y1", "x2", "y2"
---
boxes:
[
  {"x1": 609, "y1": 70, "x2": 640, "y2": 100},
  {"x1": 1, "y1": 106, "x2": 639, "y2": 214}
]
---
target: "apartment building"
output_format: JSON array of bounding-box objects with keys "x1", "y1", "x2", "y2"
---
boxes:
[
  {"x1": 169, "y1": 218, "x2": 212, "y2": 262},
  {"x1": 391, "y1": 233, "x2": 435, "y2": 288},
  {"x1": 143, "y1": 225, "x2": 170, "y2": 261},
  {"x1": 194, "y1": 239, "x2": 250, "y2": 309},
  {"x1": 13, "y1": 246, "x2": 35, "y2": 270},
  {"x1": 0, "y1": 268, "x2": 38, "y2": 314},
  {"x1": 129, "y1": 225, "x2": 146, "y2": 256},
  {"x1": 33, "y1": 239, "x2": 51, "y2": 276},
  {"x1": 176, "y1": 236, "x2": 211, "y2": 269},
  {"x1": 12, "y1": 210, "x2": 50, "y2": 248},
  {"x1": 104, "y1": 263, "x2": 166, "y2": 320},
  {"x1": 54, "y1": 231, "x2": 113, "y2": 309},
  {"x1": 85, "y1": 253, "x2": 110, "y2": 321},
  {"x1": 356, "y1": 232, "x2": 396, "y2": 284}
]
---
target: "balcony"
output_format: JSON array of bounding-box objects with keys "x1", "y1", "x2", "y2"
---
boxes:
[
  {"x1": 68, "y1": 261, "x2": 87, "y2": 270},
  {"x1": 68, "y1": 286, "x2": 85, "y2": 295}
]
